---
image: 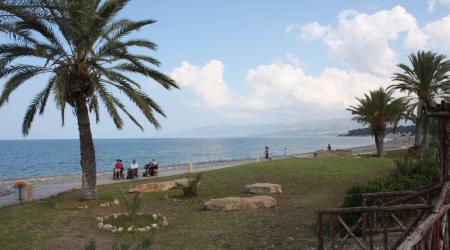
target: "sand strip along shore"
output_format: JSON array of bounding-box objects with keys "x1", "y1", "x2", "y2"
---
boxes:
[{"x1": 0, "y1": 135, "x2": 413, "y2": 207}]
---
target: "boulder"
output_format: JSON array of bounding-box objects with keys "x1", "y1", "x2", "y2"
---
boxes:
[
  {"x1": 128, "y1": 178, "x2": 190, "y2": 193},
  {"x1": 204, "y1": 195, "x2": 277, "y2": 211},
  {"x1": 245, "y1": 183, "x2": 282, "y2": 195}
]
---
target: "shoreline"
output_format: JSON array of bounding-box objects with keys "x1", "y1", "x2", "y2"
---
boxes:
[{"x1": 0, "y1": 134, "x2": 413, "y2": 206}]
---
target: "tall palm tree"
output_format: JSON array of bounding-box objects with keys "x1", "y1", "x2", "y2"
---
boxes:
[
  {"x1": 389, "y1": 51, "x2": 450, "y2": 151},
  {"x1": 347, "y1": 88, "x2": 408, "y2": 158},
  {"x1": 0, "y1": 0, "x2": 178, "y2": 200}
]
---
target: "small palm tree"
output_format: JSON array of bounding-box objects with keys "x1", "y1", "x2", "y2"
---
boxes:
[
  {"x1": 347, "y1": 88, "x2": 408, "y2": 158},
  {"x1": 389, "y1": 51, "x2": 450, "y2": 150},
  {"x1": 0, "y1": 0, "x2": 178, "y2": 200}
]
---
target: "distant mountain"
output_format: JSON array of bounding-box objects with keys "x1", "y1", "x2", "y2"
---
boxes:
[
  {"x1": 167, "y1": 118, "x2": 362, "y2": 138},
  {"x1": 341, "y1": 125, "x2": 416, "y2": 136}
]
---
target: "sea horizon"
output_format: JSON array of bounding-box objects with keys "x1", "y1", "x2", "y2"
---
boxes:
[{"x1": 0, "y1": 135, "x2": 374, "y2": 180}]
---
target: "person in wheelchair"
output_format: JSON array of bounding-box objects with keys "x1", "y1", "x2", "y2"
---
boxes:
[
  {"x1": 149, "y1": 159, "x2": 158, "y2": 176},
  {"x1": 143, "y1": 159, "x2": 158, "y2": 177},
  {"x1": 126, "y1": 159, "x2": 139, "y2": 179},
  {"x1": 113, "y1": 159, "x2": 124, "y2": 180}
]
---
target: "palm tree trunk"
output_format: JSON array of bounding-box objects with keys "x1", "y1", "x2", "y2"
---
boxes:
[
  {"x1": 422, "y1": 115, "x2": 430, "y2": 151},
  {"x1": 415, "y1": 102, "x2": 424, "y2": 148},
  {"x1": 374, "y1": 131, "x2": 385, "y2": 158},
  {"x1": 74, "y1": 93, "x2": 97, "y2": 200}
]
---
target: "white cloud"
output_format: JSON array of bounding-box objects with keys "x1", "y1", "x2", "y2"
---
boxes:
[
  {"x1": 245, "y1": 63, "x2": 386, "y2": 109},
  {"x1": 321, "y1": 6, "x2": 421, "y2": 76},
  {"x1": 290, "y1": 5, "x2": 450, "y2": 70},
  {"x1": 299, "y1": 22, "x2": 331, "y2": 41},
  {"x1": 428, "y1": 0, "x2": 450, "y2": 12},
  {"x1": 170, "y1": 60, "x2": 232, "y2": 108},
  {"x1": 171, "y1": 59, "x2": 387, "y2": 117},
  {"x1": 422, "y1": 16, "x2": 450, "y2": 53}
]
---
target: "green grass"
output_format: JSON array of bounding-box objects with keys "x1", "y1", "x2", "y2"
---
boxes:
[
  {"x1": 361, "y1": 148, "x2": 409, "y2": 159},
  {"x1": 0, "y1": 157, "x2": 395, "y2": 249}
]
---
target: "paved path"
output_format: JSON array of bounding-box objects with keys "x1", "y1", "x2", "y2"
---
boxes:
[{"x1": 0, "y1": 159, "x2": 254, "y2": 206}]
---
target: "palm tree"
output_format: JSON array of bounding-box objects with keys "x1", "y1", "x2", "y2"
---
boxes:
[
  {"x1": 389, "y1": 51, "x2": 450, "y2": 151},
  {"x1": 347, "y1": 88, "x2": 408, "y2": 158},
  {"x1": 0, "y1": 0, "x2": 178, "y2": 200}
]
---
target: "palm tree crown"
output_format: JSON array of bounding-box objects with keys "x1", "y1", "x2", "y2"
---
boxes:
[
  {"x1": 389, "y1": 50, "x2": 450, "y2": 150},
  {"x1": 347, "y1": 88, "x2": 407, "y2": 157},
  {"x1": 0, "y1": 0, "x2": 178, "y2": 200},
  {"x1": 0, "y1": 0, "x2": 178, "y2": 134}
]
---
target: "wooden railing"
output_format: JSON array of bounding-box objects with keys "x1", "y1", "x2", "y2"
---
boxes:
[
  {"x1": 396, "y1": 181, "x2": 450, "y2": 249},
  {"x1": 316, "y1": 183, "x2": 441, "y2": 249}
]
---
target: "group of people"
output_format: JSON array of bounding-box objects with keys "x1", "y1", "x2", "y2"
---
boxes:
[
  {"x1": 113, "y1": 159, "x2": 158, "y2": 180},
  {"x1": 263, "y1": 146, "x2": 289, "y2": 160}
]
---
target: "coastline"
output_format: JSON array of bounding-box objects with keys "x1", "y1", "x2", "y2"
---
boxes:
[{"x1": 0, "y1": 134, "x2": 413, "y2": 206}]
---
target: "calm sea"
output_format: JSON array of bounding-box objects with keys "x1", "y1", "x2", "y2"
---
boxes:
[{"x1": 0, "y1": 136, "x2": 373, "y2": 180}]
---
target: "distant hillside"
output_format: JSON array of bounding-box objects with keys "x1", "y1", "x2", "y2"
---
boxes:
[
  {"x1": 167, "y1": 118, "x2": 361, "y2": 138},
  {"x1": 342, "y1": 125, "x2": 415, "y2": 136}
]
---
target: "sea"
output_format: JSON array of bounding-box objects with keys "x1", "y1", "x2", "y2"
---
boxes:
[{"x1": 0, "y1": 136, "x2": 374, "y2": 180}]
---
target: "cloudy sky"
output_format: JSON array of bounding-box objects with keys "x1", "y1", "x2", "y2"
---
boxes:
[{"x1": 1, "y1": 0, "x2": 450, "y2": 139}]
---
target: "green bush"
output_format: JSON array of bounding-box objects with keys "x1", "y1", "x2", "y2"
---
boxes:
[
  {"x1": 84, "y1": 239, "x2": 96, "y2": 250},
  {"x1": 342, "y1": 148, "x2": 438, "y2": 208},
  {"x1": 177, "y1": 173, "x2": 201, "y2": 197},
  {"x1": 119, "y1": 191, "x2": 142, "y2": 216}
]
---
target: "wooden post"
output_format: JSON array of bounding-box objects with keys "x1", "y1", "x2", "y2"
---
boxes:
[
  {"x1": 329, "y1": 215, "x2": 335, "y2": 250},
  {"x1": 26, "y1": 184, "x2": 33, "y2": 202},
  {"x1": 369, "y1": 212, "x2": 374, "y2": 250},
  {"x1": 188, "y1": 162, "x2": 193, "y2": 173},
  {"x1": 317, "y1": 212, "x2": 324, "y2": 250},
  {"x1": 383, "y1": 213, "x2": 388, "y2": 250}
]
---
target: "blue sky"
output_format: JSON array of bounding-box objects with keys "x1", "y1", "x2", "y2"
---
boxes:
[{"x1": 1, "y1": 0, "x2": 450, "y2": 139}]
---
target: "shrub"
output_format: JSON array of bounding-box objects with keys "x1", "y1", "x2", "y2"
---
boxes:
[
  {"x1": 177, "y1": 174, "x2": 201, "y2": 197},
  {"x1": 119, "y1": 191, "x2": 142, "y2": 216},
  {"x1": 84, "y1": 239, "x2": 96, "y2": 250},
  {"x1": 342, "y1": 148, "x2": 438, "y2": 209}
]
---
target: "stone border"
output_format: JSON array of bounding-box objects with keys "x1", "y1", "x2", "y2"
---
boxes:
[{"x1": 96, "y1": 212, "x2": 168, "y2": 233}]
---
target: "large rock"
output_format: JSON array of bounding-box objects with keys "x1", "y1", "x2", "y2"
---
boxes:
[
  {"x1": 204, "y1": 195, "x2": 277, "y2": 211},
  {"x1": 128, "y1": 178, "x2": 189, "y2": 193},
  {"x1": 245, "y1": 183, "x2": 282, "y2": 195}
]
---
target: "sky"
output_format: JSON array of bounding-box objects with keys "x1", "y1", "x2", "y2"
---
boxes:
[{"x1": 1, "y1": 0, "x2": 450, "y2": 139}]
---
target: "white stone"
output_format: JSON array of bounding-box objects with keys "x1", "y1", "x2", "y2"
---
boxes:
[
  {"x1": 152, "y1": 214, "x2": 157, "y2": 220},
  {"x1": 162, "y1": 221, "x2": 169, "y2": 227},
  {"x1": 204, "y1": 195, "x2": 277, "y2": 211},
  {"x1": 96, "y1": 217, "x2": 103, "y2": 222},
  {"x1": 145, "y1": 226, "x2": 151, "y2": 231},
  {"x1": 113, "y1": 199, "x2": 120, "y2": 205},
  {"x1": 244, "y1": 183, "x2": 282, "y2": 195},
  {"x1": 127, "y1": 226, "x2": 134, "y2": 232},
  {"x1": 151, "y1": 224, "x2": 158, "y2": 229},
  {"x1": 118, "y1": 227, "x2": 124, "y2": 232},
  {"x1": 97, "y1": 222, "x2": 104, "y2": 229}
]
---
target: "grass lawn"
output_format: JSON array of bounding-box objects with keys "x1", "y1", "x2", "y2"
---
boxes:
[
  {"x1": 360, "y1": 148, "x2": 409, "y2": 159},
  {"x1": 0, "y1": 157, "x2": 395, "y2": 249}
]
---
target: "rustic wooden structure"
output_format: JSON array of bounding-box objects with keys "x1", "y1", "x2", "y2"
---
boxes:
[{"x1": 316, "y1": 101, "x2": 450, "y2": 249}]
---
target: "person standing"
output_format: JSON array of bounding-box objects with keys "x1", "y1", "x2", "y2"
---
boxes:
[
  {"x1": 327, "y1": 144, "x2": 332, "y2": 151},
  {"x1": 284, "y1": 147, "x2": 288, "y2": 157},
  {"x1": 264, "y1": 146, "x2": 269, "y2": 160}
]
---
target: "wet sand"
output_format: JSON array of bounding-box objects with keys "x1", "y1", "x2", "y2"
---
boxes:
[{"x1": 0, "y1": 134, "x2": 413, "y2": 206}]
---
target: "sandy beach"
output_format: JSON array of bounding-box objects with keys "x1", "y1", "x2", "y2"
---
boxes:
[{"x1": 0, "y1": 134, "x2": 413, "y2": 206}]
